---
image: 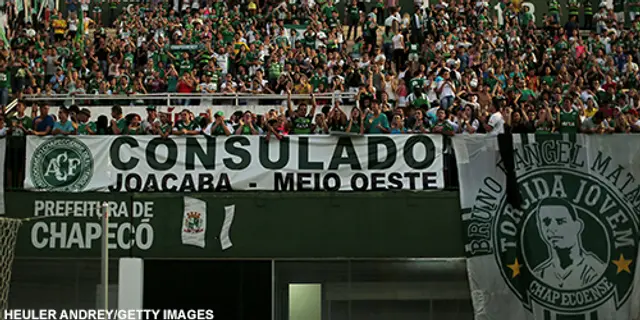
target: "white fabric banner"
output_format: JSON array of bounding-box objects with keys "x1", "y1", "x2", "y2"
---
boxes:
[
  {"x1": 24, "y1": 135, "x2": 444, "y2": 192},
  {"x1": 220, "y1": 205, "x2": 235, "y2": 250},
  {"x1": 182, "y1": 196, "x2": 207, "y2": 248},
  {"x1": 0, "y1": 138, "x2": 5, "y2": 214},
  {"x1": 24, "y1": 136, "x2": 111, "y2": 192},
  {"x1": 453, "y1": 134, "x2": 640, "y2": 320}
]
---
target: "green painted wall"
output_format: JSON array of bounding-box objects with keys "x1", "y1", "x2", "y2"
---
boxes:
[{"x1": 6, "y1": 191, "x2": 465, "y2": 259}]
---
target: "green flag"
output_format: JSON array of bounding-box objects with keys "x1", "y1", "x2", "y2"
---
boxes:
[
  {"x1": 75, "y1": 9, "x2": 84, "y2": 50},
  {"x1": 283, "y1": 24, "x2": 307, "y2": 42},
  {"x1": 0, "y1": 26, "x2": 10, "y2": 49}
]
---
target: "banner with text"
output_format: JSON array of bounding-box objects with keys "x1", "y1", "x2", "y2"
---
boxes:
[
  {"x1": 25, "y1": 135, "x2": 444, "y2": 192},
  {"x1": 6, "y1": 191, "x2": 461, "y2": 258},
  {"x1": 453, "y1": 134, "x2": 640, "y2": 320}
]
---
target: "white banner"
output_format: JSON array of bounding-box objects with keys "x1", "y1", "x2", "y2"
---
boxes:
[
  {"x1": 453, "y1": 134, "x2": 640, "y2": 320},
  {"x1": 25, "y1": 136, "x2": 111, "y2": 192},
  {"x1": 25, "y1": 135, "x2": 444, "y2": 192},
  {"x1": 182, "y1": 196, "x2": 207, "y2": 248},
  {"x1": 0, "y1": 138, "x2": 5, "y2": 214}
]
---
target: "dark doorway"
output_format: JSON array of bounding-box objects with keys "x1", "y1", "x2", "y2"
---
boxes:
[{"x1": 144, "y1": 260, "x2": 272, "y2": 319}]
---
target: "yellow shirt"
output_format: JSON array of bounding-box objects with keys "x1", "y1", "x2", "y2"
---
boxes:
[
  {"x1": 233, "y1": 41, "x2": 250, "y2": 54},
  {"x1": 584, "y1": 107, "x2": 597, "y2": 118},
  {"x1": 294, "y1": 83, "x2": 312, "y2": 94},
  {"x1": 52, "y1": 19, "x2": 67, "y2": 34},
  {"x1": 83, "y1": 17, "x2": 94, "y2": 32}
]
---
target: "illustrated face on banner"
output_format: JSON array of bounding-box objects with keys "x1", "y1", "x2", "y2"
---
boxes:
[
  {"x1": 533, "y1": 198, "x2": 607, "y2": 291},
  {"x1": 538, "y1": 202, "x2": 582, "y2": 250},
  {"x1": 458, "y1": 135, "x2": 640, "y2": 319}
]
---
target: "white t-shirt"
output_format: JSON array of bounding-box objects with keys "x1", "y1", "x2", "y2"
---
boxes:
[
  {"x1": 392, "y1": 34, "x2": 404, "y2": 50},
  {"x1": 487, "y1": 112, "x2": 505, "y2": 135}
]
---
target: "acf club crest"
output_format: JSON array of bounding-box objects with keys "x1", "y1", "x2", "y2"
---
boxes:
[
  {"x1": 463, "y1": 136, "x2": 639, "y2": 318},
  {"x1": 29, "y1": 137, "x2": 94, "y2": 191}
]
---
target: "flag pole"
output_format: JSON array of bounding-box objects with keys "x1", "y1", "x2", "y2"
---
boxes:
[{"x1": 101, "y1": 202, "x2": 109, "y2": 311}]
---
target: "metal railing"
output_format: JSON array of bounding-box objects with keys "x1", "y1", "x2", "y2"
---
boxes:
[{"x1": 20, "y1": 92, "x2": 358, "y2": 108}]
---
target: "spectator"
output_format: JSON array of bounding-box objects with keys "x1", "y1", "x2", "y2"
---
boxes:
[
  {"x1": 52, "y1": 107, "x2": 76, "y2": 135},
  {"x1": 32, "y1": 104, "x2": 54, "y2": 136},
  {"x1": 0, "y1": 0, "x2": 637, "y2": 138}
]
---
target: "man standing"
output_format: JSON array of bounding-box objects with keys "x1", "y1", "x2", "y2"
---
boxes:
[
  {"x1": 557, "y1": 98, "x2": 581, "y2": 134},
  {"x1": 76, "y1": 108, "x2": 96, "y2": 135},
  {"x1": 7, "y1": 101, "x2": 32, "y2": 136},
  {"x1": 52, "y1": 107, "x2": 76, "y2": 136},
  {"x1": 141, "y1": 106, "x2": 160, "y2": 134},
  {"x1": 204, "y1": 111, "x2": 232, "y2": 136},
  {"x1": 583, "y1": 0, "x2": 594, "y2": 29},
  {"x1": 484, "y1": 102, "x2": 505, "y2": 135},
  {"x1": 32, "y1": 104, "x2": 54, "y2": 136},
  {"x1": 110, "y1": 105, "x2": 126, "y2": 135}
]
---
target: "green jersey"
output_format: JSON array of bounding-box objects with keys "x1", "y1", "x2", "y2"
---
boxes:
[
  {"x1": 568, "y1": 0, "x2": 580, "y2": 15},
  {"x1": 584, "y1": 0, "x2": 593, "y2": 14},
  {"x1": 237, "y1": 124, "x2": 255, "y2": 135},
  {"x1": 77, "y1": 121, "x2": 97, "y2": 135},
  {"x1": 179, "y1": 60, "x2": 193, "y2": 75},
  {"x1": 535, "y1": 120, "x2": 553, "y2": 134},
  {"x1": 558, "y1": 109, "x2": 580, "y2": 134},
  {"x1": 432, "y1": 121, "x2": 454, "y2": 134},
  {"x1": 293, "y1": 116, "x2": 312, "y2": 134},
  {"x1": 8, "y1": 114, "x2": 32, "y2": 136},
  {"x1": 548, "y1": 0, "x2": 560, "y2": 13},
  {"x1": 209, "y1": 122, "x2": 228, "y2": 135},
  {"x1": 116, "y1": 118, "x2": 127, "y2": 133},
  {"x1": 0, "y1": 70, "x2": 10, "y2": 88},
  {"x1": 175, "y1": 120, "x2": 200, "y2": 132},
  {"x1": 408, "y1": 43, "x2": 419, "y2": 54},
  {"x1": 348, "y1": 5, "x2": 359, "y2": 21}
]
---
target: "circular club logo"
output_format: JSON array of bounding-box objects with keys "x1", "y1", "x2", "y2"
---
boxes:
[
  {"x1": 30, "y1": 137, "x2": 94, "y2": 191},
  {"x1": 494, "y1": 170, "x2": 638, "y2": 313}
]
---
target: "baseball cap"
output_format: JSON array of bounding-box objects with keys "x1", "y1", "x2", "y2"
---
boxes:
[
  {"x1": 146, "y1": 105, "x2": 157, "y2": 111},
  {"x1": 214, "y1": 111, "x2": 224, "y2": 117},
  {"x1": 79, "y1": 108, "x2": 91, "y2": 117}
]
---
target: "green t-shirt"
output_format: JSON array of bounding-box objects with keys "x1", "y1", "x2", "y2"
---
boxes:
[
  {"x1": 348, "y1": 5, "x2": 359, "y2": 21},
  {"x1": 293, "y1": 116, "x2": 312, "y2": 134},
  {"x1": 0, "y1": 70, "x2": 10, "y2": 88},
  {"x1": 8, "y1": 114, "x2": 32, "y2": 136},
  {"x1": 175, "y1": 120, "x2": 200, "y2": 131},
  {"x1": 432, "y1": 121, "x2": 454, "y2": 134},
  {"x1": 535, "y1": 120, "x2": 553, "y2": 134},
  {"x1": 179, "y1": 59, "x2": 193, "y2": 75},
  {"x1": 366, "y1": 113, "x2": 390, "y2": 134},
  {"x1": 78, "y1": 121, "x2": 97, "y2": 135},
  {"x1": 209, "y1": 122, "x2": 228, "y2": 135},
  {"x1": 541, "y1": 75, "x2": 555, "y2": 86},
  {"x1": 237, "y1": 124, "x2": 254, "y2": 135},
  {"x1": 116, "y1": 118, "x2": 127, "y2": 133}
]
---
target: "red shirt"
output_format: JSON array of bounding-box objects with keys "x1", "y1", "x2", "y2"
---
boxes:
[{"x1": 176, "y1": 80, "x2": 193, "y2": 93}]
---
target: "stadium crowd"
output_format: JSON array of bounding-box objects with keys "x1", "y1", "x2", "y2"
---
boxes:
[{"x1": 0, "y1": 0, "x2": 640, "y2": 137}]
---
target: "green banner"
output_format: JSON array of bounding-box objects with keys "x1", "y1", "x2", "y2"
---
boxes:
[
  {"x1": 169, "y1": 44, "x2": 204, "y2": 52},
  {"x1": 7, "y1": 191, "x2": 464, "y2": 259}
]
